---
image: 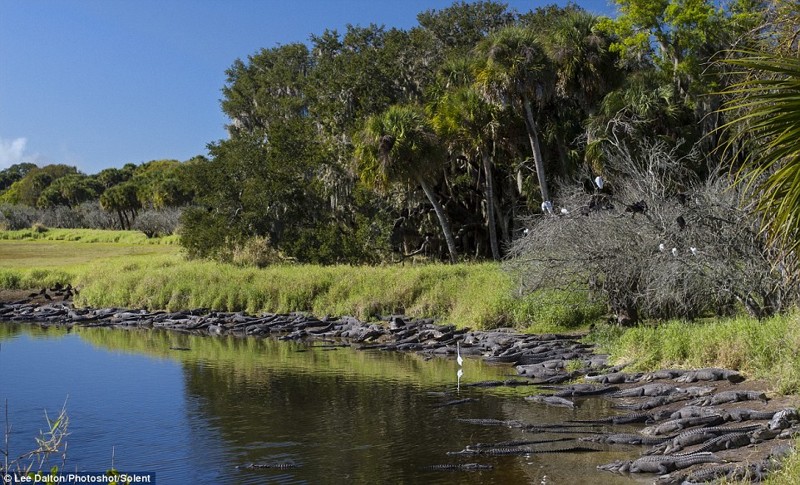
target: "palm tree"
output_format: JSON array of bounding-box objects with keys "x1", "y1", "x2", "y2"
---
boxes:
[
  {"x1": 354, "y1": 104, "x2": 459, "y2": 263},
  {"x1": 431, "y1": 84, "x2": 502, "y2": 260},
  {"x1": 473, "y1": 26, "x2": 554, "y2": 204},
  {"x1": 721, "y1": 52, "x2": 800, "y2": 255}
]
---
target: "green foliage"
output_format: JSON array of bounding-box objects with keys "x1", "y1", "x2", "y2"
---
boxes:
[
  {"x1": 721, "y1": 52, "x2": 800, "y2": 257},
  {"x1": 0, "y1": 164, "x2": 79, "y2": 206}
]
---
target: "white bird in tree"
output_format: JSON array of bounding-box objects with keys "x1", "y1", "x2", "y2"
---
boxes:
[
  {"x1": 659, "y1": 243, "x2": 666, "y2": 252},
  {"x1": 560, "y1": 207, "x2": 569, "y2": 215},
  {"x1": 671, "y1": 247, "x2": 679, "y2": 257},
  {"x1": 541, "y1": 200, "x2": 554, "y2": 215},
  {"x1": 456, "y1": 341, "x2": 463, "y2": 367},
  {"x1": 690, "y1": 247, "x2": 698, "y2": 256},
  {"x1": 594, "y1": 176, "x2": 604, "y2": 190}
]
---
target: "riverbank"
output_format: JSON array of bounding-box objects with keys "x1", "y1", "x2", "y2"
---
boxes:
[{"x1": 2, "y1": 299, "x2": 800, "y2": 483}]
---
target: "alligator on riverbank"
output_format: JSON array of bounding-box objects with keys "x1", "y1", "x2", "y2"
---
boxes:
[
  {"x1": 237, "y1": 462, "x2": 299, "y2": 469},
  {"x1": 675, "y1": 368, "x2": 745, "y2": 383},
  {"x1": 598, "y1": 452, "x2": 722, "y2": 474},
  {"x1": 579, "y1": 433, "x2": 672, "y2": 446}
]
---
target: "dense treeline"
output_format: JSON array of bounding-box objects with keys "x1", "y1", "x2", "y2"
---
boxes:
[
  {"x1": 1, "y1": 1, "x2": 797, "y2": 275},
  {"x1": 182, "y1": 0, "x2": 796, "y2": 265}
]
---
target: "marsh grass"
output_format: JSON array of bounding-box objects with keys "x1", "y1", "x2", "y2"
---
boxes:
[
  {"x1": 0, "y1": 233, "x2": 601, "y2": 329},
  {"x1": 593, "y1": 313, "x2": 800, "y2": 394},
  {"x1": 0, "y1": 228, "x2": 179, "y2": 245}
]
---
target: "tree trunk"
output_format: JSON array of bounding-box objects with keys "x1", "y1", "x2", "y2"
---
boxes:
[
  {"x1": 481, "y1": 147, "x2": 500, "y2": 260},
  {"x1": 522, "y1": 96, "x2": 550, "y2": 203},
  {"x1": 417, "y1": 176, "x2": 458, "y2": 263}
]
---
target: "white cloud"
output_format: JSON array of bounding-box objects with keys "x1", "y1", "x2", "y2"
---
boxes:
[{"x1": 0, "y1": 137, "x2": 42, "y2": 169}]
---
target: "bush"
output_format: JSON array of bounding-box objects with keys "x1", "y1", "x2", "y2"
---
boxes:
[
  {"x1": 506, "y1": 139, "x2": 797, "y2": 324},
  {"x1": 132, "y1": 207, "x2": 183, "y2": 238}
]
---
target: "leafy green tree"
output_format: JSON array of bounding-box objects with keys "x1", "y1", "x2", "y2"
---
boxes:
[
  {"x1": 0, "y1": 164, "x2": 78, "y2": 206},
  {"x1": 474, "y1": 26, "x2": 554, "y2": 204},
  {"x1": 0, "y1": 162, "x2": 37, "y2": 192},
  {"x1": 355, "y1": 104, "x2": 458, "y2": 263},
  {"x1": 99, "y1": 181, "x2": 141, "y2": 229},
  {"x1": 431, "y1": 84, "x2": 502, "y2": 259},
  {"x1": 37, "y1": 174, "x2": 103, "y2": 208}
]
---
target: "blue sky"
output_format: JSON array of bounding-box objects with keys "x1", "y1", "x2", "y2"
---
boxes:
[{"x1": 0, "y1": 0, "x2": 615, "y2": 174}]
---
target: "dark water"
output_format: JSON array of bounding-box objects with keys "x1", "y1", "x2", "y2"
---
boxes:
[{"x1": 0, "y1": 323, "x2": 646, "y2": 484}]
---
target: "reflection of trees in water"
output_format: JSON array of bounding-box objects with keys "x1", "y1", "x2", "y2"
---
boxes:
[
  {"x1": 181, "y1": 359, "x2": 527, "y2": 483},
  {"x1": 0, "y1": 322, "x2": 67, "y2": 341}
]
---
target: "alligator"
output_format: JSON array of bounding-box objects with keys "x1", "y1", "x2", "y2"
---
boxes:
[
  {"x1": 432, "y1": 398, "x2": 478, "y2": 408},
  {"x1": 463, "y1": 380, "x2": 536, "y2": 388},
  {"x1": 543, "y1": 384, "x2": 618, "y2": 397},
  {"x1": 473, "y1": 445, "x2": 604, "y2": 456},
  {"x1": 584, "y1": 372, "x2": 642, "y2": 384},
  {"x1": 422, "y1": 463, "x2": 493, "y2": 471},
  {"x1": 237, "y1": 462, "x2": 299, "y2": 469},
  {"x1": 525, "y1": 395, "x2": 575, "y2": 408},
  {"x1": 471, "y1": 438, "x2": 574, "y2": 449},
  {"x1": 723, "y1": 408, "x2": 777, "y2": 422},
  {"x1": 457, "y1": 418, "x2": 523, "y2": 428},
  {"x1": 655, "y1": 424, "x2": 763, "y2": 454},
  {"x1": 579, "y1": 433, "x2": 672, "y2": 446},
  {"x1": 676, "y1": 431, "x2": 751, "y2": 454},
  {"x1": 670, "y1": 405, "x2": 722, "y2": 420},
  {"x1": 661, "y1": 463, "x2": 745, "y2": 484},
  {"x1": 768, "y1": 408, "x2": 800, "y2": 430},
  {"x1": 568, "y1": 410, "x2": 661, "y2": 425},
  {"x1": 690, "y1": 390, "x2": 768, "y2": 406},
  {"x1": 675, "y1": 368, "x2": 745, "y2": 383},
  {"x1": 610, "y1": 383, "x2": 678, "y2": 398},
  {"x1": 598, "y1": 452, "x2": 722, "y2": 474},
  {"x1": 641, "y1": 369, "x2": 687, "y2": 381},
  {"x1": 640, "y1": 414, "x2": 724, "y2": 436}
]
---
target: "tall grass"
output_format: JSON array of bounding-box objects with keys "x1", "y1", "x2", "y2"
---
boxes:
[
  {"x1": 0, "y1": 228, "x2": 179, "y2": 244},
  {"x1": 592, "y1": 313, "x2": 800, "y2": 394},
  {"x1": 72, "y1": 256, "x2": 599, "y2": 329}
]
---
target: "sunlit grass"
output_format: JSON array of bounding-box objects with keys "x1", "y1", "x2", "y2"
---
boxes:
[
  {"x1": 0, "y1": 232, "x2": 601, "y2": 330},
  {"x1": 0, "y1": 228, "x2": 179, "y2": 244},
  {"x1": 592, "y1": 312, "x2": 800, "y2": 394}
]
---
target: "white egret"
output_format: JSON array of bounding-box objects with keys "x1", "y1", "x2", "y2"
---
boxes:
[
  {"x1": 658, "y1": 243, "x2": 665, "y2": 252},
  {"x1": 560, "y1": 207, "x2": 569, "y2": 215},
  {"x1": 541, "y1": 200, "x2": 554, "y2": 215},
  {"x1": 690, "y1": 247, "x2": 698, "y2": 256},
  {"x1": 671, "y1": 247, "x2": 678, "y2": 257},
  {"x1": 594, "y1": 176, "x2": 604, "y2": 190},
  {"x1": 456, "y1": 341, "x2": 463, "y2": 367}
]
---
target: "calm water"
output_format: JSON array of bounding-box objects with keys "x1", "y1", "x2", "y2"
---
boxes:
[{"x1": 0, "y1": 323, "x2": 646, "y2": 484}]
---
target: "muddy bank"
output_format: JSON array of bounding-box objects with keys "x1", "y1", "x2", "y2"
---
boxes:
[{"x1": 2, "y1": 297, "x2": 798, "y2": 483}]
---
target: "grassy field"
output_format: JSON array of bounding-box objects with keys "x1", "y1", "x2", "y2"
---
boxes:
[{"x1": 0, "y1": 230, "x2": 603, "y2": 331}]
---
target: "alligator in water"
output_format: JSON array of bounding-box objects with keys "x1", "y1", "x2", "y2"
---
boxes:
[
  {"x1": 432, "y1": 398, "x2": 478, "y2": 408},
  {"x1": 598, "y1": 452, "x2": 722, "y2": 474},
  {"x1": 422, "y1": 463, "x2": 493, "y2": 471},
  {"x1": 541, "y1": 383, "x2": 619, "y2": 397},
  {"x1": 457, "y1": 418, "x2": 523, "y2": 428},
  {"x1": 237, "y1": 462, "x2": 299, "y2": 469},
  {"x1": 675, "y1": 368, "x2": 745, "y2": 383},
  {"x1": 525, "y1": 395, "x2": 575, "y2": 408},
  {"x1": 451, "y1": 444, "x2": 605, "y2": 456}
]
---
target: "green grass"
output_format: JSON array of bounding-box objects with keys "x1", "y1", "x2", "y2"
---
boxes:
[
  {"x1": 591, "y1": 313, "x2": 800, "y2": 394},
  {"x1": 0, "y1": 231, "x2": 601, "y2": 330},
  {"x1": 0, "y1": 228, "x2": 179, "y2": 244}
]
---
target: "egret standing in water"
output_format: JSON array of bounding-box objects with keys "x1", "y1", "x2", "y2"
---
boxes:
[{"x1": 456, "y1": 341, "x2": 464, "y2": 367}]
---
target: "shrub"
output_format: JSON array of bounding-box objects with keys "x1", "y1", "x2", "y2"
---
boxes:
[{"x1": 506, "y1": 139, "x2": 797, "y2": 324}]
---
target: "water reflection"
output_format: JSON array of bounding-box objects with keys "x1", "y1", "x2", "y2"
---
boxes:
[{"x1": 0, "y1": 323, "x2": 647, "y2": 484}]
